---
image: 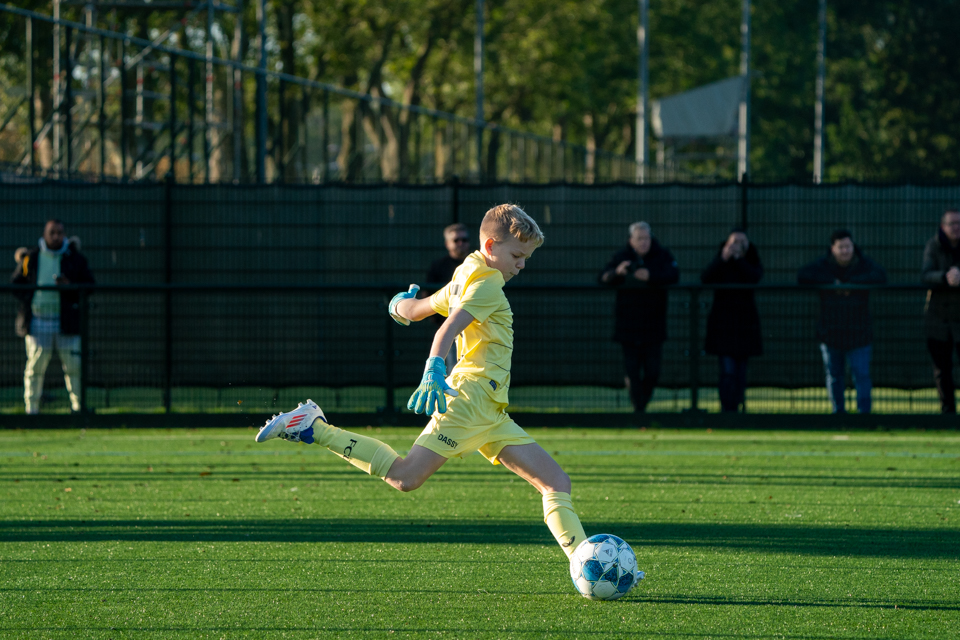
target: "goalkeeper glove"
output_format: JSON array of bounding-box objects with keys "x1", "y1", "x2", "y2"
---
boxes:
[
  {"x1": 408, "y1": 356, "x2": 459, "y2": 415},
  {"x1": 389, "y1": 284, "x2": 420, "y2": 326}
]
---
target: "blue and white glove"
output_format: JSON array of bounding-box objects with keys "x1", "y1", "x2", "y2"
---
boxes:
[
  {"x1": 389, "y1": 284, "x2": 420, "y2": 326},
  {"x1": 407, "y1": 356, "x2": 459, "y2": 415}
]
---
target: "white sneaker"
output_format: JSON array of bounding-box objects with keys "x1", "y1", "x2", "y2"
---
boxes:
[{"x1": 255, "y1": 400, "x2": 327, "y2": 444}]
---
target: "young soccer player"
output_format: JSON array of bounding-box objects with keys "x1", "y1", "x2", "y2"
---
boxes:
[{"x1": 255, "y1": 204, "x2": 587, "y2": 558}]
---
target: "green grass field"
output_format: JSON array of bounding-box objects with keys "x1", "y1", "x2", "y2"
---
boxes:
[{"x1": 2, "y1": 426, "x2": 958, "y2": 639}]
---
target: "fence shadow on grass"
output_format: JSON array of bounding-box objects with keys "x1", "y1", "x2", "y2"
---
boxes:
[{"x1": 1, "y1": 519, "x2": 958, "y2": 560}]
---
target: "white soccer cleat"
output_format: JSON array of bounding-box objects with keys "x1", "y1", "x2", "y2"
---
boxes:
[{"x1": 255, "y1": 400, "x2": 327, "y2": 444}]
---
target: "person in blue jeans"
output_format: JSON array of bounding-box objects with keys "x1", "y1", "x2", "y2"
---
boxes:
[{"x1": 798, "y1": 230, "x2": 887, "y2": 414}]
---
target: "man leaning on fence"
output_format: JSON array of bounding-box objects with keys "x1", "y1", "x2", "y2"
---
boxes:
[
  {"x1": 797, "y1": 229, "x2": 886, "y2": 414},
  {"x1": 599, "y1": 221, "x2": 679, "y2": 413},
  {"x1": 922, "y1": 209, "x2": 960, "y2": 414},
  {"x1": 10, "y1": 220, "x2": 94, "y2": 414}
]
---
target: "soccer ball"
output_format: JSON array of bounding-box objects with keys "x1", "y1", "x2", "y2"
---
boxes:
[{"x1": 569, "y1": 534, "x2": 644, "y2": 600}]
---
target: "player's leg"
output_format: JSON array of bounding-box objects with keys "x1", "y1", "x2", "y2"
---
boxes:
[
  {"x1": 23, "y1": 332, "x2": 54, "y2": 414},
  {"x1": 381, "y1": 445, "x2": 447, "y2": 492},
  {"x1": 255, "y1": 401, "x2": 445, "y2": 490},
  {"x1": 497, "y1": 443, "x2": 587, "y2": 559}
]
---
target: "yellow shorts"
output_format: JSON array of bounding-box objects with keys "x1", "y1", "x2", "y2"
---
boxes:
[{"x1": 413, "y1": 375, "x2": 534, "y2": 464}]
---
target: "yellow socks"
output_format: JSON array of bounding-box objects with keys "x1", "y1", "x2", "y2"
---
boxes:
[
  {"x1": 313, "y1": 419, "x2": 400, "y2": 479},
  {"x1": 542, "y1": 491, "x2": 588, "y2": 559}
]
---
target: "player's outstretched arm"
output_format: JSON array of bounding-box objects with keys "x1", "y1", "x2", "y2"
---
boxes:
[
  {"x1": 408, "y1": 308, "x2": 475, "y2": 415},
  {"x1": 389, "y1": 284, "x2": 437, "y2": 325}
]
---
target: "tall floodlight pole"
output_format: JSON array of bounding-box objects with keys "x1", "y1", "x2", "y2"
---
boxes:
[
  {"x1": 737, "y1": 0, "x2": 750, "y2": 181},
  {"x1": 813, "y1": 0, "x2": 826, "y2": 183},
  {"x1": 475, "y1": 0, "x2": 484, "y2": 178},
  {"x1": 53, "y1": 0, "x2": 61, "y2": 171},
  {"x1": 636, "y1": 0, "x2": 648, "y2": 184},
  {"x1": 255, "y1": 0, "x2": 267, "y2": 183}
]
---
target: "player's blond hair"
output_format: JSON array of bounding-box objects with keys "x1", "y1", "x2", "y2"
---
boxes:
[{"x1": 479, "y1": 204, "x2": 544, "y2": 247}]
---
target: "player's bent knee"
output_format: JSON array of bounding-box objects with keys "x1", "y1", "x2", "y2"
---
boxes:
[{"x1": 540, "y1": 470, "x2": 571, "y2": 495}]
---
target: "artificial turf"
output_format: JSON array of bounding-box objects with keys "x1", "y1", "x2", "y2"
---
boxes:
[{"x1": 1, "y1": 426, "x2": 958, "y2": 639}]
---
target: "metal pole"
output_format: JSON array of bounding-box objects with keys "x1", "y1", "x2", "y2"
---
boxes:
[
  {"x1": 688, "y1": 287, "x2": 701, "y2": 412},
  {"x1": 233, "y1": 0, "x2": 244, "y2": 183},
  {"x1": 163, "y1": 175, "x2": 174, "y2": 413},
  {"x1": 636, "y1": 0, "x2": 648, "y2": 184},
  {"x1": 475, "y1": 0, "x2": 484, "y2": 180},
  {"x1": 64, "y1": 26, "x2": 73, "y2": 178},
  {"x1": 120, "y1": 39, "x2": 127, "y2": 180},
  {"x1": 188, "y1": 59, "x2": 196, "y2": 182},
  {"x1": 255, "y1": 0, "x2": 267, "y2": 183},
  {"x1": 322, "y1": 89, "x2": 329, "y2": 182},
  {"x1": 737, "y1": 0, "x2": 751, "y2": 181},
  {"x1": 168, "y1": 53, "x2": 177, "y2": 178},
  {"x1": 53, "y1": 0, "x2": 61, "y2": 172},
  {"x1": 205, "y1": 0, "x2": 214, "y2": 182},
  {"x1": 813, "y1": 0, "x2": 826, "y2": 184},
  {"x1": 79, "y1": 287, "x2": 89, "y2": 415},
  {"x1": 27, "y1": 17, "x2": 36, "y2": 175},
  {"x1": 99, "y1": 34, "x2": 106, "y2": 180}
]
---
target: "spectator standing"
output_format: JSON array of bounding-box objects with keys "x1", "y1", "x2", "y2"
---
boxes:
[
  {"x1": 798, "y1": 229, "x2": 886, "y2": 414},
  {"x1": 10, "y1": 220, "x2": 95, "y2": 414},
  {"x1": 426, "y1": 223, "x2": 471, "y2": 371},
  {"x1": 599, "y1": 222, "x2": 679, "y2": 413},
  {"x1": 922, "y1": 209, "x2": 960, "y2": 413},
  {"x1": 701, "y1": 229, "x2": 763, "y2": 413}
]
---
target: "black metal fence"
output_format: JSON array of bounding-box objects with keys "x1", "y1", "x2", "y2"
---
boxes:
[
  {"x1": 0, "y1": 5, "x2": 638, "y2": 185},
  {"x1": 3, "y1": 179, "x2": 959, "y2": 419},
  {"x1": 0, "y1": 282, "x2": 948, "y2": 417}
]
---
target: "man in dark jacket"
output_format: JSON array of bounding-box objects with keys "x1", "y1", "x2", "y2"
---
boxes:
[
  {"x1": 10, "y1": 220, "x2": 95, "y2": 414},
  {"x1": 797, "y1": 229, "x2": 886, "y2": 414},
  {"x1": 701, "y1": 229, "x2": 763, "y2": 412},
  {"x1": 922, "y1": 209, "x2": 960, "y2": 413},
  {"x1": 599, "y1": 222, "x2": 680, "y2": 412}
]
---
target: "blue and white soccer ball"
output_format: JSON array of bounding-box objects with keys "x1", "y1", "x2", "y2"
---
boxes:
[{"x1": 569, "y1": 534, "x2": 644, "y2": 600}]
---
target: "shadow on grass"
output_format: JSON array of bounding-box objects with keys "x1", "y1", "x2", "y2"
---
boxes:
[{"x1": 1, "y1": 518, "x2": 958, "y2": 560}]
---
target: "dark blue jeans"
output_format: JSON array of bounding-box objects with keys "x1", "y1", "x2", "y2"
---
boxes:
[
  {"x1": 819, "y1": 344, "x2": 872, "y2": 414},
  {"x1": 718, "y1": 356, "x2": 748, "y2": 412}
]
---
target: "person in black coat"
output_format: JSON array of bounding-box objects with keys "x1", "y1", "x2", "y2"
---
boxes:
[
  {"x1": 921, "y1": 209, "x2": 960, "y2": 413},
  {"x1": 599, "y1": 222, "x2": 679, "y2": 412},
  {"x1": 701, "y1": 229, "x2": 762, "y2": 412},
  {"x1": 10, "y1": 220, "x2": 95, "y2": 413},
  {"x1": 797, "y1": 229, "x2": 886, "y2": 414}
]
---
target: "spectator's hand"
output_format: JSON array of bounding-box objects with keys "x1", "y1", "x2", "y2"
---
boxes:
[
  {"x1": 615, "y1": 260, "x2": 633, "y2": 276},
  {"x1": 633, "y1": 268, "x2": 650, "y2": 282},
  {"x1": 407, "y1": 356, "x2": 459, "y2": 415},
  {"x1": 947, "y1": 267, "x2": 960, "y2": 287},
  {"x1": 389, "y1": 284, "x2": 420, "y2": 326}
]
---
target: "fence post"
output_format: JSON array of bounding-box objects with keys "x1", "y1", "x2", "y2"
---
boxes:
[
  {"x1": 27, "y1": 17, "x2": 36, "y2": 175},
  {"x1": 740, "y1": 173, "x2": 749, "y2": 229},
  {"x1": 322, "y1": 89, "x2": 330, "y2": 183},
  {"x1": 168, "y1": 53, "x2": 177, "y2": 178},
  {"x1": 79, "y1": 286, "x2": 89, "y2": 415},
  {"x1": 450, "y1": 176, "x2": 460, "y2": 224},
  {"x1": 163, "y1": 175, "x2": 174, "y2": 413},
  {"x1": 63, "y1": 26, "x2": 72, "y2": 178},
  {"x1": 384, "y1": 302, "x2": 396, "y2": 418},
  {"x1": 688, "y1": 286, "x2": 701, "y2": 412}
]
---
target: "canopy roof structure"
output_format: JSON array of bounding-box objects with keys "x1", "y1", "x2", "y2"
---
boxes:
[{"x1": 651, "y1": 75, "x2": 745, "y2": 139}]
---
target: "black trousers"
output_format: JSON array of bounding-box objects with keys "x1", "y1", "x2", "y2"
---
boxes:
[
  {"x1": 927, "y1": 337, "x2": 960, "y2": 413},
  {"x1": 621, "y1": 341, "x2": 663, "y2": 413}
]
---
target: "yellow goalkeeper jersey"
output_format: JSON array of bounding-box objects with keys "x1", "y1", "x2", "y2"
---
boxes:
[{"x1": 430, "y1": 251, "x2": 513, "y2": 404}]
